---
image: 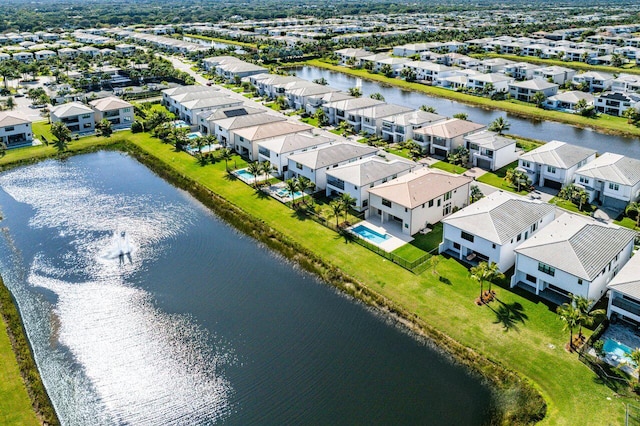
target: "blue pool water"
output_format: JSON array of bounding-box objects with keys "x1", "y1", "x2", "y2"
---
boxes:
[
  {"x1": 351, "y1": 224, "x2": 390, "y2": 245},
  {"x1": 236, "y1": 169, "x2": 255, "y2": 180},
  {"x1": 187, "y1": 132, "x2": 202, "y2": 140},
  {"x1": 603, "y1": 338, "x2": 635, "y2": 365},
  {"x1": 275, "y1": 188, "x2": 303, "y2": 198}
]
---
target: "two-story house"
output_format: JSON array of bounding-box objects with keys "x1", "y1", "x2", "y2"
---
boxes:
[
  {"x1": 594, "y1": 92, "x2": 640, "y2": 117},
  {"x1": 0, "y1": 112, "x2": 32, "y2": 148},
  {"x1": 257, "y1": 133, "x2": 335, "y2": 176},
  {"x1": 89, "y1": 96, "x2": 134, "y2": 129},
  {"x1": 464, "y1": 131, "x2": 520, "y2": 171},
  {"x1": 413, "y1": 118, "x2": 485, "y2": 157},
  {"x1": 50, "y1": 102, "x2": 96, "y2": 133},
  {"x1": 508, "y1": 79, "x2": 559, "y2": 103},
  {"x1": 381, "y1": 110, "x2": 447, "y2": 143}
]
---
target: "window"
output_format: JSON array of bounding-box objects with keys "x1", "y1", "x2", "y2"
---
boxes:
[
  {"x1": 381, "y1": 198, "x2": 391, "y2": 207},
  {"x1": 547, "y1": 166, "x2": 556, "y2": 174},
  {"x1": 81, "y1": 114, "x2": 91, "y2": 119},
  {"x1": 578, "y1": 176, "x2": 589, "y2": 185},
  {"x1": 525, "y1": 274, "x2": 536, "y2": 283},
  {"x1": 4, "y1": 126, "x2": 14, "y2": 132},
  {"x1": 362, "y1": 199, "x2": 368, "y2": 208},
  {"x1": 239, "y1": 136, "x2": 244, "y2": 142},
  {"x1": 444, "y1": 191, "x2": 452, "y2": 201},
  {"x1": 538, "y1": 262, "x2": 555, "y2": 276},
  {"x1": 123, "y1": 108, "x2": 131, "y2": 113},
  {"x1": 437, "y1": 199, "x2": 441, "y2": 207},
  {"x1": 428, "y1": 199, "x2": 434, "y2": 207},
  {"x1": 461, "y1": 231, "x2": 474, "y2": 242},
  {"x1": 453, "y1": 242, "x2": 461, "y2": 250},
  {"x1": 517, "y1": 233, "x2": 522, "y2": 242},
  {"x1": 531, "y1": 222, "x2": 538, "y2": 233},
  {"x1": 609, "y1": 182, "x2": 620, "y2": 191},
  {"x1": 296, "y1": 162, "x2": 303, "y2": 170},
  {"x1": 492, "y1": 243, "x2": 496, "y2": 249},
  {"x1": 578, "y1": 279, "x2": 583, "y2": 285},
  {"x1": 521, "y1": 160, "x2": 531, "y2": 168}
]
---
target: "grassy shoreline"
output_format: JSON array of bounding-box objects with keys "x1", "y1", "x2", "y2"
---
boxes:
[
  {"x1": 302, "y1": 59, "x2": 640, "y2": 138},
  {"x1": 0, "y1": 130, "x2": 636, "y2": 424}
]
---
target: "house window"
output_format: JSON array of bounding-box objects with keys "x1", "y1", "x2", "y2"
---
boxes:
[
  {"x1": 296, "y1": 162, "x2": 303, "y2": 170},
  {"x1": 538, "y1": 262, "x2": 555, "y2": 276},
  {"x1": 4, "y1": 126, "x2": 14, "y2": 132},
  {"x1": 437, "y1": 199, "x2": 441, "y2": 207},
  {"x1": 517, "y1": 233, "x2": 522, "y2": 242},
  {"x1": 492, "y1": 243, "x2": 496, "y2": 249},
  {"x1": 453, "y1": 242, "x2": 461, "y2": 250},
  {"x1": 123, "y1": 108, "x2": 131, "y2": 113},
  {"x1": 579, "y1": 176, "x2": 589, "y2": 184},
  {"x1": 531, "y1": 222, "x2": 538, "y2": 233},
  {"x1": 578, "y1": 279, "x2": 583, "y2": 285},
  {"x1": 461, "y1": 231, "x2": 474, "y2": 242},
  {"x1": 428, "y1": 200, "x2": 434, "y2": 207},
  {"x1": 239, "y1": 136, "x2": 245, "y2": 142},
  {"x1": 547, "y1": 166, "x2": 556, "y2": 174},
  {"x1": 363, "y1": 199, "x2": 368, "y2": 208},
  {"x1": 382, "y1": 198, "x2": 392, "y2": 207},
  {"x1": 81, "y1": 114, "x2": 91, "y2": 119},
  {"x1": 522, "y1": 160, "x2": 531, "y2": 168},
  {"x1": 444, "y1": 191, "x2": 452, "y2": 201},
  {"x1": 525, "y1": 274, "x2": 536, "y2": 283},
  {"x1": 609, "y1": 182, "x2": 620, "y2": 191}
]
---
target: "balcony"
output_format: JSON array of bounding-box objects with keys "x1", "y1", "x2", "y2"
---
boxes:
[
  {"x1": 432, "y1": 138, "x2": 448, "y2": 147},
  {"x1": 612, "y1": 297, "x2": 640, "y2": 317}
]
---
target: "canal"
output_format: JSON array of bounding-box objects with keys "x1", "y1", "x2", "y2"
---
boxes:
[
  {"x1": 0, "y1": 151, "x2": 496, "y2": 425},
  {"x1": 292, "y1": 66, "x2": 640, "y2": 160}
]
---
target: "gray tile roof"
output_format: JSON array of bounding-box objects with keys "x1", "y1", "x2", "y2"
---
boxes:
[
  {"x1": 443, "y1": 191, "x2": 556, "y2": 244},
  {"x1": 213, "y1": 112, "x2": 285, "y2": 130},
  {"x1": 326, "y1": 157, "x2": 415, "y2": 186},
  {"x1": 515, "y1": 213, "x2": 637, "y2": 280},
  {"x1": 464, "y1": 131, "x2": 516, "y2": 151},
  {"x1": 257, "y1": 133, "x2": 334, "y2": 154},
  {"x1": 575, "y1": 152, "x2": 640, "y2": 186},
  {"x1": 520, "y1": 140, "x2": 596, "y2": 169},
  {"x1": 288, "y1": 142, "x2": 378, "y2": 170},
  {"x1": 0, "y1": 112, "x2": 30, "y2": 127},
  {"x1": 608, "y1": 254, "x2": 640, "y2": 300}
]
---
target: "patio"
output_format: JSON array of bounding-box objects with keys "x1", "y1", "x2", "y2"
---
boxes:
[
  {"x1": 350, "y1": 219, "x2": 413, "y2": 253},
  {"x1": 593, "y1": 322, "x2": 640, "y2": 377}
]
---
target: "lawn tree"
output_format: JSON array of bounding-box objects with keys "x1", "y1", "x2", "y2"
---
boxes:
[
  {"x1": 220, "y1": 148, "x2": 233, "y2": 171},
  {"x1": 405, "y1": 139, "x2": 422, "y2": 159},
  {"x1": 247, "y1": 161, "x2": 262, "y2": 188},
  {"x1": 370, "y1": 92, "x2": 385, "y2": 101},
  {"x1": 296, "y1": 176, "x2": 315, "y2": 205},
  {"x1": 453, "y1": 113, "x2": 468, "y2": 120},
  {"x1": 328, "y1": 199, "x2": 344, "y2": 228},
  {"x1": 557, "y1": 303, "x2": 581, "y2": 351},
  {"x1": 625, "y1": 201, "x2": 640, "y2": 229},
  {"x1": 5, "y1": 96, "x2": 15, "y2": 110},
  {"x1": 337, "y1": 120, "x2": 354, "y2": 136},
  {"x1": 339, "y1": 192, "x2": 356, "y2": 223},
  {"x1": 51, "y1": 122, "x2": 72, "y2": 153},
  {"x1": 420, "y1": 105, "x2": 436, "y2": 113},
  {"x1": 623, "y1": 107, "x2": 640, "y2": 125},
  {"x1": 314, "y1": 108, "x2": 329, "y2": 127},
  {"x1": 95, "y1": 118, "x2": 113, "y2": 137},
  {"x1": 448, "y1": 146, "x2": 469, "y2": 166},
  {"x1": 571, "y1": 294, "x2": 605, "y2": 339},
  {"x1": 285, "y1": 178, "x2": 300, "y2": 206},
  {"x1": 488, "y1": 116, "x2": 510, "y2": 135},
  {"x1": 630, "y1": 349, "x2": 640, "y2": 379},
  {"x1": 400, "y1": 67, "x2": 416, "y2": 82},
  {"x1": 380, "y1": 64, "x2": 393, "y2": 77},
  {"x1": 260, "y1": 160, "x2": 273, "y2": 183},
  {"x1": 470, "y1": 185, "x2": 484, "y2": 203},
  {"x1": 559, "y1": 184, "x2": 589, "y2": 210},
  {"x1": 348, "y1": 87, "x2": 362, "y2": 98},
  {"x1": 504, "y1": 168, "x2": 531, "y2": 192},
  {"x1": 532, "y1": 91, "x2": 546, "y2": 108}
]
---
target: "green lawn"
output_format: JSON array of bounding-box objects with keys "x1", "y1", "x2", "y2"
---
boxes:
[
  {"x1": 548, "y1": 197, "x2": 596, "y2": 215},
  {"x1": 384, "y1": 147, "x2": 412, "y2": 159},
  {"x1": 306, "y1": 59, "x2": 640, "y2": 138},
  {"x1": 1, "y1": 133, "x2": 636, "y2": 425},
  {"x1": 392, "y1": 223, "x2": 444, "y2": 263},
  {"x1": 299, "y1": 116, "x2": 319, "y2": 127},
  {"x1": 476, "y1": 161, "x2": 531, "y2": 195},
  {"x1": 430, "y1": 161, "x2": 467, "y2": 174},
  {"x1": 0, "y1": 317, "x2": 39, "y2": 426},
  {"x1": 614, "y1": 215, "x2": 640, "y2": 231}
]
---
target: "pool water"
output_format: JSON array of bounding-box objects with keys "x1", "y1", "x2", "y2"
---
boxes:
[
  {"x1": 236, "y1": 169, "x2": 255, "y2": 180},
  {"x1": 187, "y1": 132, "x2": 202, "y2": 140},
  {"x1": 275, "y1": 188, "x2": 303, "y2": 198},
  {"x1": 351, "y1": 224, "x2": 390, "y2": 245},
  {"x1": 603, "y1": 338, "x2": 635, "y2": 365}
]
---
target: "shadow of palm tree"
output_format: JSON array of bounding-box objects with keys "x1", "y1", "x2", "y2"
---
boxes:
[
  {"x1": 254, "y1": 187, "x2": 271, "y2": 200},
  {"x1": 223, "y1": 171, "x2": 238, "y2": 181},
  {"x1": 491, "y1": 300, "x2": 528, "y2": 332}
]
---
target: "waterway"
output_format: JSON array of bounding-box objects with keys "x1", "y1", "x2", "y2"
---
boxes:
[
  {"x1": 292, "y1": 66, "x2": 640, "y2": 159},
  {"x1": 0, "y1": 151, "x2": 495, "y2": 425},
  {"x1": 183, "y1": 36, "x2": 246, "y2": 54}
]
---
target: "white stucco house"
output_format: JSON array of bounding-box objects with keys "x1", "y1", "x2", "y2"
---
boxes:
[
  {"x1": 50, "y1": 102, "x2": 96, "y2": 133},
  {"x1": 543, "y1": 91, "x2": 595, "y2": 112},
  {"x1": 325, "y1": 157, "x2": 415, "y2": 211},
  {"x1": 464, "y1": 131, "x2": 520, "y2": 171},
  {"x1": 573, "y1": 153, "x2": 640, "y2": 210},
  {"x1": 607, "y1": 254, "x2": 640, "y2": 325},
  {"x1": 257, "y1": 132, "x2": 335, "y2": 176},
  {"x1": 366, "y1": 168, "x2": 472, "y2": 235},
  {"x1": 286, "y1": 142, "x2": 378, "y2": 190},
  {"x1": 381, "y1": 110, "x2": 447, "y2": 143},
  {"x1": 508, "y1": 79, "x2": 559, "y2": 103},
  {"x1": 413, "y1": 118, "x2": 486, "y2": 157},
  {"x1": 439, "y1": 191, "x2": 557, "y2": 272},
  {"x1": 89, "y1": 96, "x2": 134, "y2": 129},
  {"x1": 233, "y1": 121, "x2": 313, "y2": 161},
  {"x1": 511, "y1": 213, "x2": 637, "y2": 303},
  {"x1": 0, "y1": 112, "x2": 33, "y2": 148},
  {"x1": 518, "y1": 140, "x2": 597, "y2": 190}
]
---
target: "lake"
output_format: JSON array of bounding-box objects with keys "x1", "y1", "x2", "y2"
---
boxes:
[
  {"x1": 0, "y1": 151, "x2": 495, "y2": 425},
  {"x1": 292, "y1": 66, "x2": 640, "y2": 160}
]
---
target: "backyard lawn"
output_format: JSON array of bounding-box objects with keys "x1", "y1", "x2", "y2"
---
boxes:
[
  {"x1": 430, "y1": 161, "x2": 467, "y2": 174},
  {"x1": 1, "y1": 130, "x2": 637, "y2": 425},
  {"x1": 476, "y1": 161, "x2": 531, "y2": 195},
  {"x1": 392, "y1": 223, "x2": 443, "y2": 263}
]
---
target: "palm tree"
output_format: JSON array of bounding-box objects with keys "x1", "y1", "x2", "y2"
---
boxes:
[
  {"x1": 405, "y1": 140, "x2": 422, "y2": 159},
  {"x1": 370, "y1": 92, "x2": 385, "y2": 101},
  {"x1": 557, "y1": 303, "x2": 581, "y2": 350},
  {"x1": 571, "y1": 294, "x2": 605, "y2": 339},
  {"x1": 504, "y1": 168, "x2": 531, "y2": 192},
  {"x1": 296, "y1": 176, "x2": 315, "y2": 205},
  {"x1": 488, "y1": 116, "x2": 510, "y2": 135},
  {"x1": 247, "y1": 161, "x2": 262, "y2": 188},
  {"x1": 337, "y1": 120, "x2": 354, "y2": 136},
  {"x1": 452, "y1": 113, "x2": 468, "y2": 120},
  {"x1": 339, "y1": 192, "x2": 356, "y2": 223},
  {"x1": 625, "y1": 201, "x2": 640, "y2": 229},
  {"x1": 260, "y1": 160, "x2": 273, "y2": 182},
  {"x1": 51, "y1": 122, "x2": 71, "y2": 153},
  {"x1": 328, "y1": 200, "x2": 344, "y2": 228},
  {"x1": 419, "y1": 105, "x2": 436, "y2": 113},
  {"x1": 220, "y1": 148, "x2": 233, "y2": 171},
  {"x1": 470, "y1": 185, "x2": 483, "y2": 203},
  {"x1": 347, "y1": 87, "x2": 362, "y2": 98},
  {"x1": 630, "y1": 349, "x2": 640, "y2": 378},
  {"x1": 285, "y1": 178, "x2": 300, "y2": 205},
  {"x1": 532, "y1": 91, "x2": 546, "y2": 107},
  {"x1": 5, "y1": 96, "x2": 15, "y2": 110},
  {"x1": 314, "y1": 108, "x2": 329, "y2": 127}
]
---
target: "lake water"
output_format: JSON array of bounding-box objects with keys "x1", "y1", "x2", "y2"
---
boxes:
[
  {"x1": 292, "y1": 66, "x2": 640, "y2": 159},
  {"x1": 0, "y1": 151, "x2": 495, "y2": 425},
  {"x1": 183, "y1": 36, "x2": 246, "y2": 55}
]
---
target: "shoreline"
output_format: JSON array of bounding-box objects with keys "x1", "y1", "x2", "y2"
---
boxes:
[{"x1": 298, "y1": 59, "x2": 640, "y2": 139}]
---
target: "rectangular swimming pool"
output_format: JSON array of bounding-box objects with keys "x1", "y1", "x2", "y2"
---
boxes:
[
  {"x1": 603, "y1": 338, "x2": 635, "y2": 365},
  {"x1": 236, "y1": 169, "x2": 255, "y2": 180},
  {"x1": 275, "y1": 187, "x2": 303, "y2": 199},
  {"x1": 351, "y1": 224, "x2": 390, "y2": 245}
]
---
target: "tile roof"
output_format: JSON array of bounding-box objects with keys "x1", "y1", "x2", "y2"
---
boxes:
[
  {"x1": 464, "y1": 130, "x2": 517, "y2": 151},
  {"x1": 575, "y1": 152, "x2": 640, "y2": 186},
  {"x1": 287, "y1": 142, "x2": 378, "y2": 170},
  {"x1": 326, "y1": 157, "x2": 415, "y2": 186},
  {"x1": 608, "y1": 254, "x2": 640, "y2": 300},
  {"x1": 89, "y1": 96, "x2": 132, "y2": 112},
  {"x1": 51, "y1": 102, "x2": 94, "y2": 118},
  {"x1": 520, "y1": 140, "x2": 596, "y2": 169},
  {"x1": 257, "y1": 132, "x2": 334, "y2": 154},
  {"x1": 0, "y1": 111, "x2": 30, "y2": 127},
  {"x1": 213, "y1": 112, "x2": 286, "y2": 130},
  {"x1": 515, "y1": 213, "x2": 637, "y2": 280},
  {"x1": 233, "y1": 121, "x2": 312, "y2": 141},
  {"x1": 413, "y1": 118, "x2": 485, "y2": 139}
]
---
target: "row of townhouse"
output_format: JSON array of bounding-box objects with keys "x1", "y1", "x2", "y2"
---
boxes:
[
  {"x1": 439, "y1": 190, "x2": 638, "y2": 307},
  {"x1": 518, "y1": 140, "x2": 640, "y2": 209},
  {"x1": 202, "y1": 56, "x2": 267, "y2": 81},
  {"x1": 0, "y1": 44, "x2": 135, "y2": 63},
  {"x1": 49, "y1": 97, "x2": 134, "y2": 133}
]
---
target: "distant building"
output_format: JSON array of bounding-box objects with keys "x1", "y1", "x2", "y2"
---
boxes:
[{"x1": 0, "y1": 112, "x2": 33, "y2": 148}]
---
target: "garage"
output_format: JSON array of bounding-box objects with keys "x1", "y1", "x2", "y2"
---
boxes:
[
  {"x1": 542, "y1": 178, "x2": 562, "y2": 190},
  {"x1": 476, "y1": 157, "x2": 492, "y2": 170}
]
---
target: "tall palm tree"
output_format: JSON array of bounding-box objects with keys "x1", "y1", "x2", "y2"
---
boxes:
[
  {"x1": 419, "y1": 105, "x2": 436, "y2": 113},
  {"x1": 557, "y1": 303, "x2": 580, "y2": 350},
  {"x1": 51, "y1": 122, "x2": 71, "y2": 153},
  {"x1": 296, "y1": 176, "x2": 315, "y2": 205},
  {"x1": 220, "y1": 148, "x2": 233, "y2": 171},
  {"x1": 285, "y1": 178, "x2": 300, "y2": 205},
  {"x1": 505, "y1": 168, "x2": 531, "y2": 192},
  {"x1": 625, "y1": 202, "x2": 640, "y2": 229},
  {"x1": 339, "y1": 192, "x2": 356, "y2": 223},
  {"x1": 328, "y1": 200, "x2": 344, "y2": 228},
  {"x1": 571, "y1": 294, "x2": 605, "y2": 339},
  {"x1": 630, "y1": 349, "x2": 640, "y2": 378},
  {"x1": 260, "y1": 160, "x2": 273, "y2": 182},
  {"x1": 247, "y1": 161, "x2": 262, "y2": 188},
  {"x1": 470, "y1": 261, "x2": 503, "y2": 300}
]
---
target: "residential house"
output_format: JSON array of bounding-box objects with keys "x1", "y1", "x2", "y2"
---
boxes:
[
  {"x1": 358, "y1": 104, "x2": 414, "y2": 136},
  {"x1": 464, "y1": 131, "x2": 520, "y2": 171},
  {"x1": 78, "y1": 46, "x2": 101, "y2": 57},
  {"x1": 594, "y1": 92, "x2": 640, "y2": 117},
  {"x1": 0, "y1": 112, "x2": 32, "y2": 148},
  {"x1": 179, "y1": 96, "x2": 244, "y2": 124},
  {"x1": 532, "y1": 65, "x2": 576, "y2": 85},
  {"x1": 50, "y1": 102, "x2": 96, "y2": 133},
  {"x1": 544, "y1": 91, "x2": 595, "y2": 112},
  {"x1": 89, "y1": 96, "x2": 134, "y2": 129},
  {"x1": 366, "y1": 168, "x2": 472, "y2": 235},
  {"x1": 257, "y1": 132, "x2": 335, "y2": 176},
  {"x1": 202, "y1": 56, "x2": 240, "y2": 72},
  {"x1": 508, "y1": 79, "x2": 559, "y2": 103},
  {"x1": 439, "y1": 191, "x2": 557, "y2": 271},
  {"x1": 216, "y1": 60, "x2": 268, "y2": 80},
  {"x1": 607, "y1": 254, "x2": 640, "y2": 325},
  {"x1": 233, "y1": 121, "x2": 313, "y2": 160},
  {"x1": 611, "y1": 74, "x2": 640, "y2": 94},
  {"x1": 284, "y1": 81, "x2": 338, "y2": 112},
  {"x1": 503, "y1": 62, "x2": 541, "y2": 80},
  {"x1": 33, "y1": 49, "x2": 56, "y2": 61},
  {"x1": 57, "y1": 47, "x2": 78, "y2": 59},
  {"x1": 402, "y1": 61, "x2": 457, "y2": 83},
  {"x1": 211, "y1": 112, "x2": 286, "y2": 147},
  {"x1": 381, "y1": 110, "x2": 447, "y2": 143},
  {"x1": 115, "y1": 43, "x2": 136, "y2": 55},
  {"x1": 413, "y1": 118, "x2": 486, "y2": 157},
  {"x1": 321, "y1": 97, "x2": 385, "y2": 127},
  {"x1": 12, "y1": 51, "x2": 33, "y2": 62},
  {"x1": 511, "y1": 213, "x2": 636, "y2": 303},
  {"x1": 479, "y1": 58, "x2": 515, "y2": 73},
  {"x1": 197, "y1": 104, "x2": 265, "y2": 135},
  {"x1": 286, "y1": 142, "x2": 378, "y2": 190},
  {"x1": 325, "y1": 157, "x2": 415, "y2": 211},
  {"x1": 334, "y1": 48, "x2": 370, "y2": 66},
  {"x1": 572, "y1": 71, "x2": 615, "y2": 92},
  {"x1": 393, "y1": 43, "x2": 435, "y2": 57},
  {"x1": 374, "y1": 57, "x2": 411, "y2": 76},
  {"x1": 162, "y1": 85, "x2": 222, "y2": 115},
  {"x1": 518, "y1": 140, "x2": 596, "y2": 189},
  {"x1": 573, "y1": 153, "x2": 640, "y2": 210},
  {"x1": 466, "y1": 73, "x2": 513, "y2": 94}
]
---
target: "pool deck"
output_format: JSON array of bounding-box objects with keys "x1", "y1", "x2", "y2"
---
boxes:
[
  {"x1": 594, "y1": 322, "x2": 640, "y2": 377},
  {"x1": 350, "y1": 220, "x2": 413, "y2": 252}
]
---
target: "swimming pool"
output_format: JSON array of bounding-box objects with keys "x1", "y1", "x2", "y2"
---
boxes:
[
  {"x1": 275, "y1": 187, "x2": 303, "y2": 199},
  {"x1": 603, "y1": 338, "x2": 635, "y2": 365},
  {"x1": 351, "y1": 224, "x2": 390, "y2": 245},
  {"x1": 187, "y1": 132, "x2": 202, "y2": 140},
  {"x1": 172, "y1": 120, "x2": 190, "y2": 129},
  {"x1": 236, "y1": 169, "x2": 255, "y2": 180}
]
